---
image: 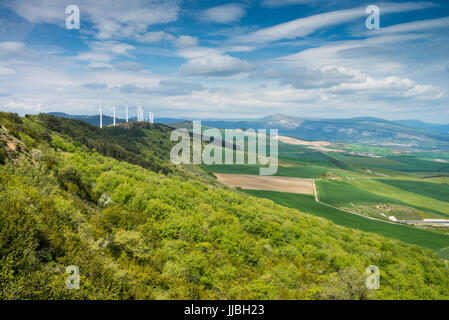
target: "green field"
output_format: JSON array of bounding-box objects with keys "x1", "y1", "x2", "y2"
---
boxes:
[
  {"x1": 204, "y1": 134, "x2": 449, "y2": 253},
  {"x1": 348, "y1": 179, "x2": 449, "y2": 218},
  {"x1": 243, "y1": 189, "x2": 449, "y2": 252},
  {"x1": 315, "y1": 179, "x2": 449, "y2": 218},
  {"x1": 203, "y1": 163, "x2": 331, "y2": 179},
  {"x1": 377, "y1": 179, "x2": 449, "y2": 203}
]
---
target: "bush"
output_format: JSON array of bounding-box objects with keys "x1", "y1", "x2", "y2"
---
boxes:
[{"x1": 0, "y1": 148, "x2": 6, "y2": 165}]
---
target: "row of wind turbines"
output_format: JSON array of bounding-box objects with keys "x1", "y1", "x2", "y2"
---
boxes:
[{"x1": 98, "y1": 105, "x2": 154, "y2": 128}]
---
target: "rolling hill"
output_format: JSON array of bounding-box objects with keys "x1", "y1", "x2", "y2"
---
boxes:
[
  {"x1": 201, "y1": 114, "x2": 449, "y2": 151},
  {"x1": 2, "y1": 111, "x2": 449, "y2": 299}
]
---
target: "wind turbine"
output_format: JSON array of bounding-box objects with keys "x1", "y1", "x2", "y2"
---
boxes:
[
  {"x1": 112, "y1": 106, "x2": 116, "y2": 126},
  {"x1": 148, "y1": 112, "x2": 154, "y2": 124},
  {"x1": 125, "y1": 105, "x2": 129, "y2": 123},
  {"x1": 99, "y1": 107, "x2": 103, "y2": 129}
]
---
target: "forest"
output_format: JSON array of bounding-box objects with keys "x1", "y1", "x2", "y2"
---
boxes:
[{"x1": 1, "y1": 111, "x2": 449, "y2": 299}]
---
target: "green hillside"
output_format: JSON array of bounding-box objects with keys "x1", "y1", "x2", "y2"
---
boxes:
[{"x1": 2, "y1": 112, "x2": 449, "y2": 300}]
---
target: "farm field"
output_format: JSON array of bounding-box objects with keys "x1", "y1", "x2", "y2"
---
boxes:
[
  {"x1": 315, "y1": 180, "x2": 449, "y2": 219},
  {"x1": 243, "y1": 190, "x2": 449, "y2": 254},
  {"x1": 214, "y1": 173, "x2": 314, "y2": 194},
  {"x1": 376, "y1": 179, "x2": 449, "y2": 203},
  {"x1": 205, "y1": 134, "x2": 449, "y2": 253}
]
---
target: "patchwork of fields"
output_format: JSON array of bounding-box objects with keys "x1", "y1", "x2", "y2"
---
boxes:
[{"x1": 205, "y1": 138, "x2": 449, "y2": 255}]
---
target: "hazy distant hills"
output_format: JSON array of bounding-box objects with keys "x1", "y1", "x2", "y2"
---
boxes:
[
  {"x1": 47, "y1": 112, "x2": 449, "y2": 151},
  {"x1": 201, "y1": 114, "x2": 449, "y2": 151},
  {"x1": 393, "y1": 119, "x2": 449, "y2": 134}
]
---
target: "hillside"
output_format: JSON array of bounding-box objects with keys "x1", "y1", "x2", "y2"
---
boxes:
[
  {"x1": 201, "y1": 114, "x2": 449, "y2": 151},
  {"x1": 47, "y1": 112, "x2": 185, "y2": 127},
  {"x1": 393, "y1": 120, "x2": 449, "y2": 134},
  {"x1": 1, "y1": 112, "x2": 449, "y2": 299}
]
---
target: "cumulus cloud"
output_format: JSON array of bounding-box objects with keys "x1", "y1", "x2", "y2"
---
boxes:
[
  {"x1": 0, "y1": 41, "x2": 35, "y2": 62},
  {"x1": 135, "y1": 31, "x2": 198, "y2": 48},
  {"x1": 262, "y1": 66, "x2": 365, "y2": 89},
  {"x1": 174, "y1": 35, "x2": 199, "y2": 47},
  {"x1": 198, "y1": 4, "x2": 245, "y2": 24},
  {"x1": 180, "y1": 53, "x2": 254, "y2": 76},
  {"x1": 137, "y1": 31, "x2": 174, "y2": 43},
  {"x1": 76, "y1": 41, "x2": 135, "y2": 65},
  {"x1": 328, "y1": 75, "x2": 445, "y2": 100}
]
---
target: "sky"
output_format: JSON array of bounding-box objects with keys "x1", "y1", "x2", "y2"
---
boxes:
[{"x1": 0, "y1": 0, "x2": 448, "y2": 122}]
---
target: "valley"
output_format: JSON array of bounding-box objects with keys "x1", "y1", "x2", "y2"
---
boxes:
[{"x1": 202, "y1": 120, "x2": 449, "y2": 259}]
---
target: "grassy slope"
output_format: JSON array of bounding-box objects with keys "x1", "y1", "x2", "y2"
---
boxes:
[
  {"x1": 243, "y1": 190, "x2": 449, "y2": 252},
  {"x1": 347, "y1": 179, "x2": 449, "y2": 217},
  {"x1": 315, "y1": 180, "x2": 449, "y2": 219},
  {"x1": 377, "y1": 179, "x2": 449, "y2": 203}
]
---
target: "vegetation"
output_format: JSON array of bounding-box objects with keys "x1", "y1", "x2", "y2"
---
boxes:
[
  {"x1": 37, "y1": 114, "x2": 175, "y2": 175},
  {"x1": 1, "y1": 112, "x2": 449, "y2": 300}
]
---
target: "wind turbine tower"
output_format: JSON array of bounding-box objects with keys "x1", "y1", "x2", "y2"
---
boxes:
[
  {"x1": 99, "y1": 108, "x2": 103, "y2": 129},
  {"x1": 113, "y1": 106, "x2": 116, "y2": 126},
  {"x1": 125, "y1": 106, "x2": 129, "y2": 122},
  {"x1": 138, "y1": 106, "x2": 144, "y2": 122}
]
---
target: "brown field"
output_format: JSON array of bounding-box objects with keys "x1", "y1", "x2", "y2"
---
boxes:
[
  {"x1": 214, "y1": 173, "x2": 315, "y2": 194},
  {"x1": 277, "y1": 135, "x2": 331, "y2": 147},
  {"x1": 276, "y1": 135, "x2": 342, "y2": 152}
]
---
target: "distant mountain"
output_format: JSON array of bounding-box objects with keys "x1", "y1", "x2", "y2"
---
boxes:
[
  {"x1": 202, "y1": 114, "x2": 449, "y2": 151},
  {"x1": 393, "y1": 119, "x2": 449, "y2": 134}
]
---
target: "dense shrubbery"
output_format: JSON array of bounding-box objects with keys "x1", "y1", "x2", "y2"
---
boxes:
[
  {"x1": 1, "y1": 112, "x2": 449, "y2": 300},
  {"x1": 37, "y1": 114, "x2": 174, "y2": 175}
]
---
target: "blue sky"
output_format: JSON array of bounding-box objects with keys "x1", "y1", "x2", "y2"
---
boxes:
[{"x1": 0, "y1": 0, "x2": 448, "y2": 122}]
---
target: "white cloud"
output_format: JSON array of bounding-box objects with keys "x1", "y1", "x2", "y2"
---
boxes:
[
  {"x1": 274, "y1": 34, "x2": 426, "y2": 75},
  {"x1": 364, "y1": 16, "x2": 449, "y2": 36},
  {"x1": 261, "y1": 66, "x2": 366, "y2": 89},
  {"x1": 0, "y1": 67, "x2": 16, "y2": 75},
  {"x1": 175, "y1": 35, "x2": 199, "y2": 47},
  {"x1": 6, "y1": 0, "x2": 181, "y2": 40},
  {"x1": 114, "y1": 61, "x2": 144, "y2": 72},
  {"x1": 76, "y1": 52, "x2": 111, "y2": 62},
  {"x1": 137, "y1": 31, "x2": 174, "y2": 43},
  {"x1": 0, "y1": 41, "x2": 35, "y2": 63},
  {"x1": 198, "y1": 4, "x2": 245, "y2": 24},
  {"x1": 87, "y1": 62, "x2": 113, "y2": 70},
  {"x1": 237, "y1": 2, "x2": 437, "y2": 43},
  {"x1": 328, "y1": 75, "x2": 445, "y2": 100},
  {"x1": 76, "y1": 41, "x2": 135, "y2": 64},
  {"x1": 180, "y1": 53, "x2": 255, "y2": 77}
]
